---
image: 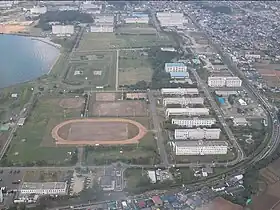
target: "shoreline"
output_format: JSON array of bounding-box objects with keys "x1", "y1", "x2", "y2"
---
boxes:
[{"x1": 0, "y1": 34, "x2": 61, "y2": 90}]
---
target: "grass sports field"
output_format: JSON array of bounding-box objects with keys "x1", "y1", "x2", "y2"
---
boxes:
[
  {"x1": 119, "y1": 50, "x2": 153, "y2": 85},
  {"x1": 66, "y1": 51, "x2": 117, "y2": 89},
  {"x1": 3, "y1": 95, "x2": 84, "y2": 166}
]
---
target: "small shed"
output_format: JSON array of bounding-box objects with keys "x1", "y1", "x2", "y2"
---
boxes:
[{"x1": 17, "y1": 118, "x2": 26, "y2": 126}]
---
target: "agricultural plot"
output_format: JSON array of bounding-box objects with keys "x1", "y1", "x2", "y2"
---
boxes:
[
  {"x1": 119, "y1": 50, "x2": 153, "y2": 85},
  {"x1": 3, "y1": 96, "x2": 84, "y2": 166},
  {"x1": 77, "y1": 31, "x2": 175, "y2": 51},
  {"x1": 66, "y1": 51, "x2": 117, "y2": 89},
  {"x1": 115, "y1": 24, "x2": 157, "y2": 35}
]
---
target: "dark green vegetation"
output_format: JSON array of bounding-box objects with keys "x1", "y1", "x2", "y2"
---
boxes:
[{"x1": 37, "y1": 11, "x2": 93, "y2": 30}]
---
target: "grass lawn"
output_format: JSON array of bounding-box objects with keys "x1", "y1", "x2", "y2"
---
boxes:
[
  {"x1": 124, "y1": 168, "x2": 146, "y2": 190},
  {"x1": 85, "y1": 131, "x2": 159, "y2": 165},
  {"x1": 3, "y1": 97, "x2": 80, "y2": 166},
  {"x1": 119, "y1": 50, "x2": 153, "y2": 85},
  {"x1": 66, "y1": 51, "x2": 116, "y2": 89}
]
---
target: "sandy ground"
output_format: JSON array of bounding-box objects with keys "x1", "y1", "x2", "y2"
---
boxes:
[{"x1": 0, "y1": 24, "x2": 27, "y2": 33}]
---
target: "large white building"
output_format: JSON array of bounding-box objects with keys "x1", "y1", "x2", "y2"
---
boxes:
[
  {"x1": 208, "y1": 77, "x2": 242, "y2": 87},
  {"x1": 90, "y1": 25, "x2": 114, "y2": 32},
  {"x1": 163, "y1": 97, "x2": 204, "y2": 106},
  {"x1": 30, "y1": 6, "x2": 47, "y2": 14},
  {"x1": 161, "y1": 88, "x2": 199, "y2": 96},
  {"x1": 20, "y1": 182, "x2": 68, "y2": 195},
  {"x1": 165, "y1": 63, "x2": 188, "y2": 72},
  {"x1": 172, "y1": 118, "x2": 216, "y2": 128},
  {"x1": 95, "y1": 15, "x2": 114, "y2": 24},
  {"x1": 174, "y1": 128, "x2": 221, "y2": 140},
  {"x1": 165, "y1": 108, "x2": 209, "y2": 117},
  {"x1": 52, "y1": 25, "x2": 74, "y2": 36},
  {"x1": 156, "y1": 12, "x2": 184, "y2": 28},
  {"x1": 173, "y1": 140, "x2": 228, "y2": 155},
  {"x1": 124, "y1": 14, "x2": 149, "y2": 24}
]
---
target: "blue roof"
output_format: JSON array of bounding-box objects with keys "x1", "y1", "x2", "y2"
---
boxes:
[
  {"x1": 165, "y1": 63, "x2": 186, "y2": 67},
  {"x1": 170, "y1": 72, "x2": 189, "y2": 77}
]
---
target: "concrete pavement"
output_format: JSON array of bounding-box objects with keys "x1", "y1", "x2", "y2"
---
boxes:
[{"x1": 147, "y1": 91, "x2": 169, "y2": 167}]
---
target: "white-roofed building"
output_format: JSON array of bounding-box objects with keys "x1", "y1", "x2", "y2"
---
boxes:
[
  {"x1": 208, "y1": 77, "x2": 242, "y2": 87},
  {"x1": 90, "y1": 25, "x2": 114, "y2": 32},
  {"x1": 30, "y1": 6, "x2": 47, "y2": 14},
  {"x1": 172, "y1": 118, "x2": 216, "y2": 128},
  {"x1": 95, "y1": 15, "x2": 114, "y2": 24},
  {"x1": 20, "y1": 182, "x2": 68, "y2": 195},
  {"x1": 124, "y1": 16, "x2": 149, "y2": 24},
  {"x1": 161, "y1": 88, "x2": 199, "y2": 96},
  {"x1": 173, "y1": 140, "x2": 228, "y2": 155},
  {"x1": 147, "y1": 171, "x2": 156, "y2": 184},
  {"x1": 165, "y1": 63, "x2": 188, "y2": 72},
  {"x1": 163, "y1": 97, "x2": 204, "y2": 106},
  {"x1": 52, "y1": 25, "x2": 74, "y2": 36},
  {"x1": 156, "y1": 12, "x2": 184, "y2": 28},
  {"x1": 165, "y1": 108, "x2": 209, "y2": 117},
  {"x1": 174, "y1": 128, "x2": 221, "y2": 140}
]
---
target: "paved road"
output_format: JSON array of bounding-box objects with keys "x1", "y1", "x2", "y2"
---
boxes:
[
  {"x1": 190, "y1": 68, "x2": 245, "y2": 163},
  {"x1": 115, "y1": 49, "x2": 119, "y2": 91},
  {"x1": 147, "y1": 91, "x2": 169, "y2": 167}
]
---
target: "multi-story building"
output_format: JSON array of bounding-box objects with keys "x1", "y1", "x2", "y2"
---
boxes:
[
  {"x1": 156, "y1": 12, "x2": 184, "y2": 28},
  {"x1": 124, "y1": 13, "x2": 149, "y2": 24},
  {"x1": 171, "y1": 118, "x2": 216, "y2": 128},
  {"x1": 52, "y1": 25, "x2": 74, "y2": 36},
  {"x1": 30, "y1": 6, "x2": 47, "y2": 14},
  {"x1": 170, "y1": 72, "x2": 189, "y2": 79},
  {"x1": 208, "y1": 77, "x2": 242, "y2": 87},
  {"x1": 20, "y1": 182, "x2": 68, "y2": 195},
  {"x1": 90, "y1": 24, "x2": 114, "y2": 32},
  {"x1": 165, "y1": 108, "x2": 209, "y2": 117},
  {"x1": 174, "y1": 128, "x2": 221, "y2": 140},
  {"x1": 161, "y1": 88, "x2": 199, "y2": 96},
  {"x1": 163, "y1": 97, "x2": 204, "y2": 106},
  {"x1": 165, "y1": 63, "x2": 188, "y2": 72},
  {"x1": 215, "y1": 90, "x2": 238, "y2": 96},
  {"x1": 173, "y1": 140, "x2": 228, "y2": 155},
  {"x1": 95, "y1": 15, "x2": 115, "y2": 24}
]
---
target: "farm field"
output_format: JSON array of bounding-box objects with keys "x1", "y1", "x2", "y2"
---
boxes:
[
  {"x1": 119, "y1": 50, "x2": 153, "y2": 85},
  {"x1": 115, "y1": 24, "x2": 157, "y2": 35},
  {"x1": 77, "y1": 31, "x2": 175, "y2": 51},
  {"x1": 2, "y1": 96, "x2": 84, "y2": 166},
  {"x1": 65, "y1": 51, "x2": 117, "y2": 89}
]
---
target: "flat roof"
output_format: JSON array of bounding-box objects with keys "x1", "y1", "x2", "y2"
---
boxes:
[
  {"x1": 165, "y1": 62, "x2": 186, "y2": 67},
  {"x1": 172, "y1": 117, "x2": 216, "y2": 121},
  {"x1": 21, "y1": 182, "x2": 67, "y2": 190},
  {"x1": 170, "y1": 72, "x2": 189, "y2": 77},
  {"x1": 175, "y1": 141, "x2": 228, "y2": 147}
]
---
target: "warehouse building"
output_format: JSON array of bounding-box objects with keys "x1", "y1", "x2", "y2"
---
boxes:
[
  {"x1": 173, "y1": 140, "x2": 228, "y2": 155},
  {"x1": 174, "y1": 128, "x2": 221, "y2": 140},
  {"x1": 165, "y1": 63, "x2": 188, "y2": 72},
  {"x1": 52, "y1": 25, "x2": 74, "y2": 36},
  {"x1": 161, "y1": 88, "x2": 199, "y2": 96},
  {"x1": 156, "y1": 12, "x2": 184, "y2": 28},
  {"x1": 20, "y1": 182, "x2": 68, "y2": 195},
  {"x1": 208, "y1": 77, "x2": 242, "y2": 87},
  {"x1": 165, "y1": 108, "x2": 209, "y2": 117},
  {"x1": 172, "y1": 118, "x2": 216, "y2": 127},
  {"x1": 90, "y1": 24, "x2": 114, "y2": 32},
  {"x1": 163, "y1": 97, "x2": 204, "y2": 106}
]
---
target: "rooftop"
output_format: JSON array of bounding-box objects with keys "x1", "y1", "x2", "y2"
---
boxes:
[
  {"x1": 170, "y1": 72, "x2": 189, "y2": 77},
  {"x1": 175, "y1": 140, "x2": 228, "y2": 147},
  {"x1": 21, "y1": 182, "x2": 67, "y2": 190},
  {"x1": 165, "y1": 62, "x2": 186, "y2": 67}
]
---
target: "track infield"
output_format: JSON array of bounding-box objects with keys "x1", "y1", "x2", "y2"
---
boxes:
[{"x1": 51, "y1": 118, "x2": 147, "y2": 145}]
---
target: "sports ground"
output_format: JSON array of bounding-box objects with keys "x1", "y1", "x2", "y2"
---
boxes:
[{"x1": 52, "y1": 118, "x2": 147, "y2": 145}]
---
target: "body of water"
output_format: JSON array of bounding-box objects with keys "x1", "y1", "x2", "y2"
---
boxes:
[{"x1": 0, "y1": 35, "x2": 60, "y2": 89}]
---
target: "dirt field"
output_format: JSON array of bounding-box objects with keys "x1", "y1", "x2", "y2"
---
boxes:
[
  {"x1": 59, "y1": 98, "x2": 85, "y2": 109},
  {"x1": 95, "y1": 92, "x2": 116, "y2": 101},
  {"x1": 92, "y1": 101, "x2": 147, "y2": 117},
  {"x1": 0, "y1": 24, "x2": 27, "y2": 33},
  {"x1": 52, "y1": 118, "x2": 147, "y2": 145}
]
